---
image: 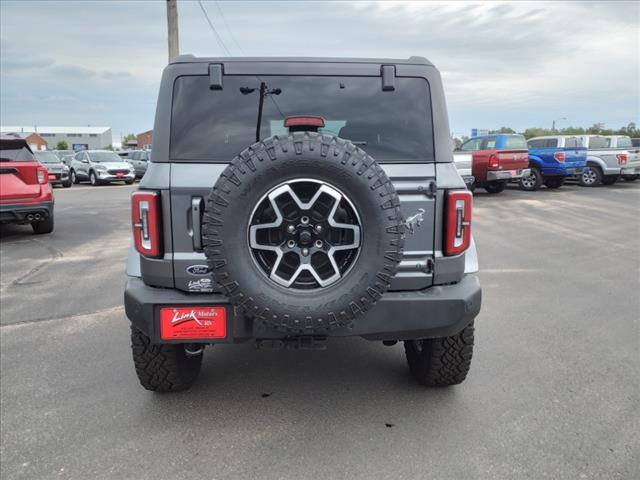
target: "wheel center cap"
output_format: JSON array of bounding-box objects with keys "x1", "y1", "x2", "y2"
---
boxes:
[{"x1": 298, "y1": 229, "x2": 313, "y2": 246}]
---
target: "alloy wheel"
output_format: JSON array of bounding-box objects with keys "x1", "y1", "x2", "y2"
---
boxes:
[{"x1": 248, "y1": 179, "x2": 361, "y2": 290}]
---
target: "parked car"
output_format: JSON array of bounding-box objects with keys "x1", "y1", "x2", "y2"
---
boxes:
[
  {"x1": 576, "y1": 135, "x2": 633, "y2": 186},
  {"x1": 452, "y1": 144, "x2": 475, "y2": 190},
  {"x1": 126, "y1": 150, "x2": 150, "y2": 179},
  {"x1": 454, "y1": 134, "x2": 530, "y2": 193},
  {"x1": 520, "y1": 136, "x2": 587, "y2": 190},
  {"x1": 124, "y1": 56, "x2": 481, "y2": 392},
  {"x1": 69, "y1": 150, "x2": 136, "y2": 186},
  {"x1": 34, "y1": 150, "x2": 71, "y2": 188},
  {"x1": 0, "y1": 136, "x2": 54, "y2": 234},
  {"x1": 631, "y1": 138, "x2": 640, "y2": 148},
  {"x1": 53, "y1": 150, "x2": 75, "y2": 166},
  {"x1": 604, "y1": 135, "x2": 640, "y2": 182}
]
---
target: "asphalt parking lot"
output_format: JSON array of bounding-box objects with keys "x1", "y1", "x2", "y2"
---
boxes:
[{"x1": 1, "y1": 181, "x2": 638, "y2": 479}]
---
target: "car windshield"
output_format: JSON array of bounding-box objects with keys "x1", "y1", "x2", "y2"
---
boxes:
[
  {"x1": 171, "y1": 75, "x2": 435, "y2": 162},
  {"x1": 90, "y1": 152, "x2": 123, "y2": 163},
  {"x1": 502, "y1": 135, "x2": 528, "y2": 149},
  {"x1": 34, "y1": 151, "x2": 61, "y2": 164}
]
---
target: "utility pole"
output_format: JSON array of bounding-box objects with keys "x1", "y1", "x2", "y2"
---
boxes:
[{"x1": 166, "y1": 0, "x2": 179, "y2": 62}]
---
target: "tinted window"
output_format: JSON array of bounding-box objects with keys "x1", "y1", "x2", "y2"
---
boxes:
[
  {"x1": 527, "y1": 139, "x2": 546, "y2": 148},
  {"x1": 502, "y1": 135, "x2": 528, "y2": 149},
  {"x1": 616, "y1": 136, "x2": 632, "y2": 148},
  {"x1": 483, "y1": 137, "x2": 497, "y2": 149},
  {"x1": 587, "y1": 136, "x2": 607, "y2": 148},
  {"x1": 0, "y1": 144, "x2": 35, "y2": 161},
  {"x1": 171, "y1": 75, "x2": 434, "y2": 162},
  {"x1": 545, "y1": 139, "x2": 558, "y2": 148},
  {"x1": 460, "y1": 138, "x2": 482, "y2": 151},
  {"x1": 563, "y1": 137, "x2": 581, "y2": 148},
  {"x1": 34, "y1": 151, "x2": 61, "y2": 164}
]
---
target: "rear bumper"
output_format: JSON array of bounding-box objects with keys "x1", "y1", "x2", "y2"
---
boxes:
[
  {"x1": 0, "y1": 201, "x2": 54, "y2": 223},
  {"x1": 621, "y1": 164, "x2": 640, "y2": 175},
  {"x1": 487, "y1": 168, "x2": 530, "y2": 181},
  {"x1": 124, "y1": 274, "x2": 482, "y2": 343},
  {"x1": 542, "y1": 165, "x2": 584, "y2": 176}
]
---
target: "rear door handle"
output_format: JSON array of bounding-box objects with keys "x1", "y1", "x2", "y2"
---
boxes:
[{"x1": 191, "y1": 196, "x2": 204, "y2": 251}]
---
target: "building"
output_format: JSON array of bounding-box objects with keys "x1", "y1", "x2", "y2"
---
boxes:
[
  {"x1": 0, "y1": 126, "x2": 112, "y2": 151},
  {"x1": 137, "y1": 130, "x2": 153, "y2": 149},
  {"x1": 4, "y1": 131, "x2": 48, "y2": 151}
]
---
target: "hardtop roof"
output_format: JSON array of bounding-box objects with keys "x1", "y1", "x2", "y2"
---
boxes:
[{"x1": 169, "y1": 55, "x2": 433, "y2": 67}]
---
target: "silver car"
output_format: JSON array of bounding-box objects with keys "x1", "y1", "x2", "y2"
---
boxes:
[
  {"x1": 34, "y1": 151, "x2": 71, "y2": 188},
  {"x1": 69, "y1": 150, "x2": 136, "y2": 186},
  {"x1": 127, "y1": 150, "x2": 151, "y2": 179}
]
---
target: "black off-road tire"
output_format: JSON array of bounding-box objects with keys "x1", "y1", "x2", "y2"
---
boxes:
[
  {"x1": 519, "y1": 167, "x2": 542, "y2": 191},
  {"x1": 602, "y1": 175, "x2": 620, "y2": 186},
  {"x1": 202, "y1": 132, "x2": 404, "y2": 334},
  {"x1": 130, "y1": 326, "x2": 202, "y2": 392},
  {"x1": 483, "y1": 181, "x2": 507, "y2": 194},
  {"x1": 543, "y1": 177, "x2": 564, "y2": 189},
  {"x1": 404, "y1": 321, "x2": 475, "y2": 386},
  {"x1": 31, "y1": 213, "x2": 54, "y2": 234}
]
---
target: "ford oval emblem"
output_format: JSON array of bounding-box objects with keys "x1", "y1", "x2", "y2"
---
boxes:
[{"x1": 186, "y1": 264, "x2": 210, "y2": 276}]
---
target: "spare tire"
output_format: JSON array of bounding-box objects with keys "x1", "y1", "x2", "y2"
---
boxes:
[{"x1": 202, "y1": 132, "x2": 404, "y2": 334}]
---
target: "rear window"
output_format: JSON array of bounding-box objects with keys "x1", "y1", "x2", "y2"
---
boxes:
[
  {"x1": 171, "y1": 75, "x2": 434, "y2": 162},
  {"x1": 502, "y1": 135, "x2": 527, "y2": 149},
  {"x1": 587, "y1": 136, "x2": 607, "y2": 148},
  {"x1": 0, "y1": 143, "x2": 35, "y2": 162},
  {"x1": 614, "y1": 136, "x2": 632, "y2": 148},
  {"x1": 564, "y1": 137, "x2": 582, "y2": 148},
  {"x1": 527, "y1": 139, "x2": 546, "y2": 148}
]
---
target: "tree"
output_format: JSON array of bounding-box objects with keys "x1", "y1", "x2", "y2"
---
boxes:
[
  {"x1": 104, "y1": 144, "x2": 114, "y2": 151},
  {"x1": 122, "y1": 133, "x2": 136, "y2": 146},
  {"x1": 55, "y1": 140, "x2": 69, "y2": 150},
  {"x1": 489, "y1": 127, "x2": 515, "y2": 134}
]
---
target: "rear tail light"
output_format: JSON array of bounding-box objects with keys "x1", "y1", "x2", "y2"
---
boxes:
[
  {"x1": 489, "y1": 154, "x2": 499, "y2": 168},
  {"x1": 553, "y1": 152, "x2": 566, "y2": 163},
  {"x1": 617, "y1": 153, "x2": 628, "y2": 165},
  {"x1": 284, "y1": 116, "x2": 325, "y2": 128},
  {"x1": 445, "y1": 190, "x2": 472, "y2": 256},
  {"x1": 132, "y1": 191, "x2": 162, "y2": 258},
  {"x1": 36, "y1": 166, "x2": 48, "y2": 184}
]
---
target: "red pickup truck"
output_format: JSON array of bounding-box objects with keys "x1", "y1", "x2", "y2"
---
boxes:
[
  {"x1": 454, "y1": 134, "x2": 530, "y2": 194},
  {"x1": 0, "y1": 136, "x2": 54, "y2": 234}
]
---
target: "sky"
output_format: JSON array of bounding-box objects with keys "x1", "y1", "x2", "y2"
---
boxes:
[{"x1": 1, "y1": 0, "x2": 638, "y2": 141}]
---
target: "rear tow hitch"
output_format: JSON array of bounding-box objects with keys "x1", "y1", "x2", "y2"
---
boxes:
[{"x1": 256, "y1": 336, "x2": 327, "y2": 351}]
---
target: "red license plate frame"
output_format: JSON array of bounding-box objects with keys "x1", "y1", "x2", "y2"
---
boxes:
[{"x1": 160, "y1": 306, "x2": 227, "y2": 340}]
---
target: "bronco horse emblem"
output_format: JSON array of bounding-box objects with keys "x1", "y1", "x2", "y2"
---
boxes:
[{"x1": 404, "y1": 208, "x2": 425, "y2": 234}]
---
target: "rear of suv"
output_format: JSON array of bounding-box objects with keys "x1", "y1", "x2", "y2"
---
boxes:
[
  {"x1": 0, "y1": 136, "x2": 54, "y2": 234},
  {"x1": 124, "y1": 56, "x2": 482, "y2": 392}
]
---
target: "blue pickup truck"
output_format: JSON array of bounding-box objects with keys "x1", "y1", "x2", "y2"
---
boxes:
[{"x1": 520, "y1": 136, "x2": 587, "y2": 191}]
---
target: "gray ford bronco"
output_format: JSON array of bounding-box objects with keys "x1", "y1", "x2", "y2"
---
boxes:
[{"x1": 124, "y1": 56, "x2": 481, "y2": 392}]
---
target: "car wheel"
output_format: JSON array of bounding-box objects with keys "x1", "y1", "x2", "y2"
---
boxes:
[
  {"x1": 62, "y1": 179, "x2": 72, "y2": 188},
  {"x1": 130, "y1": 326, "x2": 203, "y2": 392},
  {"x1": 404, "y1": 320, "x2": 474, "y2": 386},
  {"x1": 70, "y1": 170, "x2": 79, "y2": 184},
  {"x1": 519, "y1": 167, "x2": 542, "y2": 191},
  {"x1": 125, "y1": 179, "x2": 135, "y2": 185},
  {"x1": 202, "y1": 132, "x2": 404, "y2": 334},
  {"x1": 580, "y1": 166, "x2": 602, "y2": 187},
  {"x1": 602, "y1": 175, "x2": 620, "y2": 186},
  {"x1": 483, "y1": 181, "x2": 507, "y2": 194},
  {"x1": 543, "y1": 177, "x2": 564, "y2": 189},
  {"x1": 89, "y1": 171, "x2": 99, "y2": 186},
  {"x1": 31, "y1": 212, "x2": 54, "y2": 235}
]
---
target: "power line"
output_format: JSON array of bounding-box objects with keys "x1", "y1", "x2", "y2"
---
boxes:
[
  {"x1": 197, "y1": 0, "x2": 232, "y2": 56},
  {"x1": 213, "y1": 0, "x2": 246, "y2": 55}
]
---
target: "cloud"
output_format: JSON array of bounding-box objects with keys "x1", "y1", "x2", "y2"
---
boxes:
[{"x1": 0, "y1": 0, "x2": 638, "y2": 138}]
